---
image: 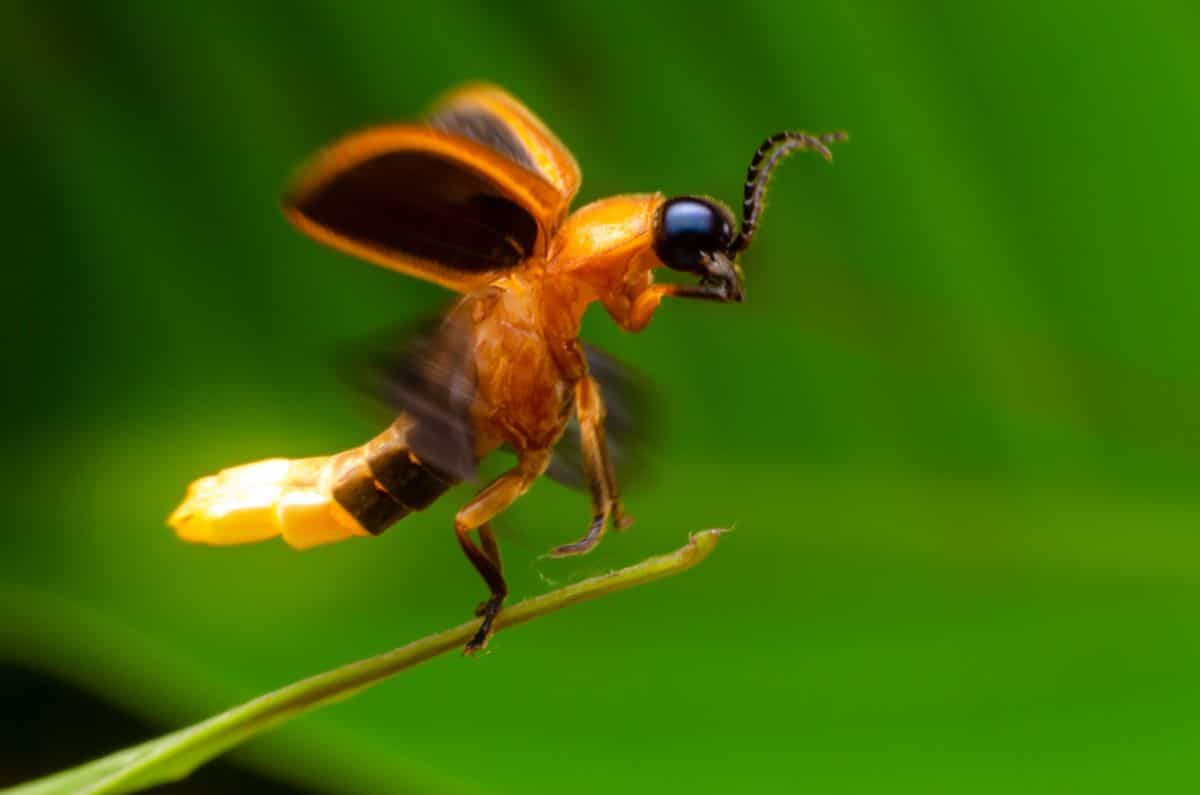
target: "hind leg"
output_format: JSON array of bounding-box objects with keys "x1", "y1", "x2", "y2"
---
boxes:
[
  {"x1": 455, "y1": 449, "x2": 549, "y2": 654},
  {"x1": 456, "y1": 521, "x2": 506, "y2": 655}
]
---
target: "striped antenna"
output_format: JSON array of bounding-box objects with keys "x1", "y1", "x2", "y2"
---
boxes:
[{"x1": 731, "y1": 129, "x2": 848, "y2": 253}]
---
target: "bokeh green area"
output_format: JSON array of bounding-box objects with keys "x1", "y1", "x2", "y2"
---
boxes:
[{"x1": 4, "y1": 1, "x2": 1200, "y2": 792}]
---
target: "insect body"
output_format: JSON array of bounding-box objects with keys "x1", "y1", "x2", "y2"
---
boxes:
[{"x1": 168, "y1": 85, "x2": 845, "y2": 652}]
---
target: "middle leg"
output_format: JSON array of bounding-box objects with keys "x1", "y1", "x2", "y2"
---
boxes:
[{"x1": 551, "y1": 375, "x2": 625, "y2": 556}]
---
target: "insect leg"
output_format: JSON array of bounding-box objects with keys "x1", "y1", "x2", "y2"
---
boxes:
[
  {"x1": 627, "y1": 282, "x2": 740, "y2": 331},
  {"x1": 599, "y1": 423, "x2": 633, "y2": 531},
  {"x1": 455, "y1": 450, "x2": 550, "y2": 653},
  {"x1": 478, "y1": 522, "x2": 502, "y2": 568},
  {"x1": 456, "y1": 521, "x2": 505, "y2": 647},
  {"x1": 550, "y1": 376, "x2": 625, "y2": 556}
]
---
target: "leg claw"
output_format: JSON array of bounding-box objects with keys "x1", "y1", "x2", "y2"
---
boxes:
[
  {"x1": 550, "y1": 514, "x2": 607, "y2": 557},
  {"x1": 464, "y1": 594, "x2": 504, "y2": 655}
]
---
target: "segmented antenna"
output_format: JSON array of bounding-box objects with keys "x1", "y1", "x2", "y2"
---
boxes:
[{"x1": 731, "y1": 129, "x2": 848, "y2": 253}]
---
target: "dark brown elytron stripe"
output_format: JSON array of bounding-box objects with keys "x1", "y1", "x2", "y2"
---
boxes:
[
  {"x1": 430, "y1": 106, "x2": 538, "y2": 173},
  {"x1": 292, "y1": 150, "x2": 539, "y2": 272}
]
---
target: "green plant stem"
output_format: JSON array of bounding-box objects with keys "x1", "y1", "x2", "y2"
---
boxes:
[{"x1": 8, "y1": 529, "x2": 725, "y2": 795}]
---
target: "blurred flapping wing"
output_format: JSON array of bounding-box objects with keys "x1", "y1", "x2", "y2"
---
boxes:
[{"x1": 353, "y1": 310, "x2": 479, "y2": 481}]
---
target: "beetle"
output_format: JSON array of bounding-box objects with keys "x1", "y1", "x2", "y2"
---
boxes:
[{"x1": 168, "y1": 84, "x2": 846, "y2": 652}]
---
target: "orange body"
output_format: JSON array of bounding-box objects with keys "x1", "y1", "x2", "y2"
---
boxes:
[
  {"x1": 471, "y1": 195, "x2": 664, "y2": 448},
  {"x1": 170, "y1": 87, "x2": 673, "y2": 554},
  {"x1": 169, "y1": 84, "x2": 843, "y2": 651},
  {"x1": 171, "y1": 192, "x2": 666, "y2": 548}
]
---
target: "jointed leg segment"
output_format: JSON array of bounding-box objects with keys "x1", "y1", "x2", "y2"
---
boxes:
[
  {"x1": 455, "y1": 450, "x2": 548, "y2": 653},
  {"x1": 628, "y1": 281, "x2": 742, "y2": 332},
  {"x1": 551, "y1": 375, "x2": 629, "y2": 556}
]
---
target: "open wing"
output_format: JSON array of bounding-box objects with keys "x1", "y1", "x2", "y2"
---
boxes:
[
  {"x1": 428, "y1": 83, "x2": 580, "y2": 215},
  {"x1": 283, "y1": 85, "x2": 579, "y2": 293}
]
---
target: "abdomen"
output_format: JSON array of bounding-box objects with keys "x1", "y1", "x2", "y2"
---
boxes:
[{"x1": 169, "y1": 416, "x2": 457, "y2": 549}]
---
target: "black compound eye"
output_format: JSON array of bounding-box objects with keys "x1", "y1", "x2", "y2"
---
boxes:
[{"x1": 653, "y1": 197, "x2": 735, "y2": 273}]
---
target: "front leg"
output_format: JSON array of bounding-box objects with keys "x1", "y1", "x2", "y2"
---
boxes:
[
  {"x1": 627, "y1": 280, "x2": 742, "y2": 332},
  {"x1": 550, "y1": 375, "x2": 629, "y2": 556}
]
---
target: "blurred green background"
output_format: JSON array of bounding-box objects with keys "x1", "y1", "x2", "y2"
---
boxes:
[{"x1": 4, "y1": 1, "x2": 1200, "y2": 792}]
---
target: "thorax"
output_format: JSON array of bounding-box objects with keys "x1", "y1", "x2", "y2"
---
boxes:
[{"x1": 464, "y1": 269, "x2": 583, "y2": 454}]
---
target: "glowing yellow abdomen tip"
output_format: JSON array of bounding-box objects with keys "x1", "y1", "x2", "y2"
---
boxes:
[{"x1": 168, "y1": 457, "x2": 368, "y2": 549}]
